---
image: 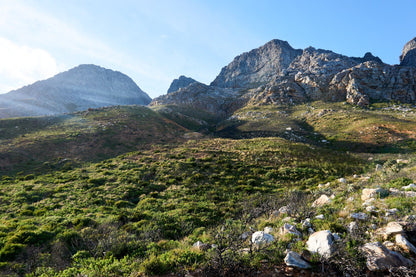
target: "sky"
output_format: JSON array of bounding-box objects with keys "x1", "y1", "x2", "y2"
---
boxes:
[{"x1": 0, "y1": 0, "x2": 415, "y2": 98}]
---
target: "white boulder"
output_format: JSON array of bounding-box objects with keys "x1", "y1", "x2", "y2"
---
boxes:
[{"x1": 306, "y1": 230, "x2": 335, "y2": 258}]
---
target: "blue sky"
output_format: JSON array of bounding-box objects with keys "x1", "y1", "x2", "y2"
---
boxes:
[{"x1": 0, "y1": 0, "x2": 414, "y2": 98}]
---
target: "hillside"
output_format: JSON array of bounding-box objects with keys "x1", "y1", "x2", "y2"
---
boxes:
[
  {"x1": 0, "y1": 100, "x2": 415, "y2": 276},
  {"x1": 0, "y1": 65, "x2": 151, "y2": 118}
]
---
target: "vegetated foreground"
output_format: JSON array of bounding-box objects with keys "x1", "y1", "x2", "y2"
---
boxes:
[{"x1": 1, "y1": 102, "x2": 416, "y2": 276}]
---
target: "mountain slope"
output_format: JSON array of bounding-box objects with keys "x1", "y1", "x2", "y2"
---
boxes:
[
  {"x1": 151, "y1": 37, "x2": 416, "y2": 117},
  {"x1": 0, "y1": 64, "x2": 151, "y2": 118}
]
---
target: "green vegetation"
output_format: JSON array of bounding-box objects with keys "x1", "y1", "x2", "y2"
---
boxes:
[{"x1": 0, "y1": 101, "x2": 416, "y2": 275}]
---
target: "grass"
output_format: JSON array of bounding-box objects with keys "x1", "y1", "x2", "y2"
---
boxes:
[{"x1": 0, "y1": 100, "x2": 416, "y2": 275}]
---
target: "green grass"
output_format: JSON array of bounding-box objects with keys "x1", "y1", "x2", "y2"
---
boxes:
[{"x1": 0, "y1": 101, "x2": 415, "y2": 275}]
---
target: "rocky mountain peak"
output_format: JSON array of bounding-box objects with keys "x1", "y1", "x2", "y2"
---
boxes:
[
  {"x1": 0, "y1": 64, "x2": 151, "y2": 118},
  {"x1": 400, "y1": 37, "x2": 416, "y2": 66},
  {"x1": 167, "y1": 75, "x2": 198, "y2": 94},
  {"x1": 211, "y1": 39, "x2": 302, "y2": 88}
]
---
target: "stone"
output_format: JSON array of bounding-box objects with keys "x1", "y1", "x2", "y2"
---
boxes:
[
  {"x1": 375, "y1": 164, "x2": 383, "y2": 171},
  {"x1": 361, "y1": 242, "x2": 413, "y2": 271},
  {"x1": 361, "y1": 188, "x2": 387, "y2": 201},
  {"x1": 339, "y1": 178, "x2": 347, "y2": 183},
  {"x1": 402, "y1": 183, "x2": 416, "y2": 190},
  {"x1": 192, "y1": 241, "x2": 209, "y2": 251},
  {"x1": 263, "y1": 226, "x2": 274, "y2": 234},
  {"x1": 241, "y1": 232, "x2": 250, "y2": 240},
  {"x1": 251, "y1": 231, "x2": 275, "y2": 246},
  {"x1": 280, "y1": 223, "x2": 301, "y2": 237},
  {"x1": 306, "y1": 230, "x2": 335, "y2": 258},
  {"x1": 383, "y1": 241, "x2": 395, "y2": 251},
  {"x1": 301, "y1": 218, "x2": 312, "y2": 229},
  {"x1": 386, "y1": 208, "x2": 399, "y2": 217},
  {"x1": 400, "y1": 37, "x2": 416, "y2": 66},
  {"x1": 284, "y1": 251, "x2": 311, "y2": 269},
  {"x1": 366, "y1": 206, "x2": 376, "y2": 213},
  {"x1": 311, "y1": 194, "x2": 331, "y2": 207},
  {"x1": 347, "y1": 221, "x2": 359, "y2": 233},
  {"x1": 279, "y1": 206, "x2": 291, "y2": 215},
  {"x1": 362, "y1": 198, "x2": 375, "y2": 206},
  {"x1": 315, "y1": 214, "x2": 325, "y2": 220},
  {"x1": 376, "y1": 222, "x2": 404, "y2": 239},
  {"x1": 395, "y1": 234, "x2": 416, "y2": 254},
  {"x1": 350, "y1": 212, "x2": 367, "y2": 220}
]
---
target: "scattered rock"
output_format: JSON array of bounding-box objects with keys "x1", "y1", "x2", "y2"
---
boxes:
[
  {"x1": 280, "y1": 223, "x2": 301, "y2": 237},
  {"x1": 192, "y1": 241, "x2": 209, "y2": 251},
  {"x1": 361, "y1": 188, "x2": 387, "y2": 201},
  {"x1": 284, "y1": 251, "x2": 311, "y2": 269},
  {"x1": 264, "y1": 227, "x2": 274, "y2": 234},
  {"x1": 386, "y1": 208, "x2": 399, "y2": 217},
  {"x1": 361, "y1": 242, "x2": 413, "y2": 271},
  {"x1": 402, "y1": 183, "x2": 416, "y2": 190},
  {"x1": 375, "y1": 164, "x2": 383, "y2": 171},
  {"x1": 350, "y1": 212, "x2": 368, "y2": 220},
  {"x1": 241, "y1": 232, "x2": 250, "y2": 240},
  {"x1": 251, "y1": 231, "x2": 275, "y2": 246},
  {"x1": 362, "y1": 198, "x2": 375, "y2": 206},
  {"x1": 347, "y1": 221, "x2": 359, "y2": 233},
  {"x1": 376, "y1": 222, "x2": 404, "y2": 239},
  {"x1": 395, "y1": 234, "x2": 416, "y2": 254},
  {"x1": 366, "y1": 206, "x2": 377, "y2": 213},
  {"x1": 315, "y1": 214, "x2": 325, "y2": 220},
  {"x1": 339, "y1": 178, "x2": 347, "y2": 183},
  {"x1": 279, "y1": 206, "x2": 291, "y2": 215},
  {"x1": 311, "y1": 194, "x2": 331, "y2": 207},
  {"x1": 301, "y1": 218, "x2": 311, "y2": 229},
  {"x1": 306, "y1": 230, "x2": 335, "y2": 258}
]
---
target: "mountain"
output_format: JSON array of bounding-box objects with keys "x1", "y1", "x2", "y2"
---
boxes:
[
  {"x1": 0, "y1": 64, "x2": 151, "y2": 118},
  {"x1": 167, "y1": 75, "x2": 198, "y2": 93},
  {"x1": 151, "y1": 37, "x2": 416, "y2": 115}
]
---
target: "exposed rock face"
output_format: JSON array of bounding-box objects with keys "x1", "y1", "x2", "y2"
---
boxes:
[
  {"x1": 211, "y1": 39, "x2": 302, "y2": 89},
  {"x1": 167, "y1": 75, "x2": 198, "y2": 94},
  {"x1": 152, "y1": 37, "x2": 416, "y2": 116},
  {"x1": 361, "y1": 242, "x2": 413, "y2": 271},
  {"x1": 0, "y1": 64, "x2": 151, "y2": 118},
  {"x1": 400, "y1": 37, "x2": 416, "y2": 66}
]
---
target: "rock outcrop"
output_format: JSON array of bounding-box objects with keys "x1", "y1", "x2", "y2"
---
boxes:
[
  {"x1": 0, "y1": 64, "x2": 151, "y2": 118},
  {"x1": 400, "y1": 37, "x2": 416, "y2": 66},
  {"x1": 361, "y1": 242, "x2": 413, "y2": 271},
  {"x1": 167, "y1": 75, "x2": 198, "y2": 94},
  {"x1": 152, "y1": 37, "x2": 416, "y2": 116}
]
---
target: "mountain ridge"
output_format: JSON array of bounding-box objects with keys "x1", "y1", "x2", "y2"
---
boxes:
[
  {"x1": 152, "y1": 37, "x2": 416, "y2": 116},
  {"x1": 0, "y1": 64, "x2": 151, "y2": 118}
]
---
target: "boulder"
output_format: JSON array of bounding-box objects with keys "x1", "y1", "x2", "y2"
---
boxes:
[
  {"x1": 306, "y1": 230, "x2": 335, "y2": 258},
  {"x1": 279, "y1": 205, "x2": 291, "y2": 215},
  {"x1": 347, "y1": 221, "x2": 359, "y2": 233},
  {"x1": 350, "y1": 212, "x2": 368, "y2": 220},
  {"x1": 280, "y1": 223, "x2": 301, "y2": 237},
  {"x1": 402, "y1": 183, "x2": 416, "y2": 190},
  {"x1": 395, "y1": 234, "x2": 416, "y2": 254},
  {"x1": 361, "y1": 188, "x2": 387, "y2": 201},
  {"x1": 284, "y1": 251, "x2": 311, "y2": 269},
  {"x1": 311, "y1": 194, "x2": 331, "y2": 207},
  {"x1": 301, "y1": 218, "x2": 312, "y2": 229},
  {"x1": 375, "y1": 222, "x2": 404, "y2": 239},
  {"x1": 361, "y1": 242, "x2": 413, "y2": 271},
  {"x1": 251, "y1": 231, "x2": 274, "y2": 246}
]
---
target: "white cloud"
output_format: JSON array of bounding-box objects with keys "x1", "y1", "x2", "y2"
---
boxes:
[{"x1": 0, "y1": 37, "x2": 58, "y2": 93}]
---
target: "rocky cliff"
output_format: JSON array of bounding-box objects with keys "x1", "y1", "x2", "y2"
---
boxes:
[
  {"x1": 0, "y1": 64, "x2": 151, "y2": 118},
  {"x1": 167, "y1": 75, "x2": 198, "y2": 94},
  {"x1": 151, "y1": 37, "x2": 416, "y2": 116}
]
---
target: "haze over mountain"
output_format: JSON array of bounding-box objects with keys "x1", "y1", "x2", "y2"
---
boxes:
[{"x1": 0, "y1": 64, "x2": 151, "y2": 118}]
